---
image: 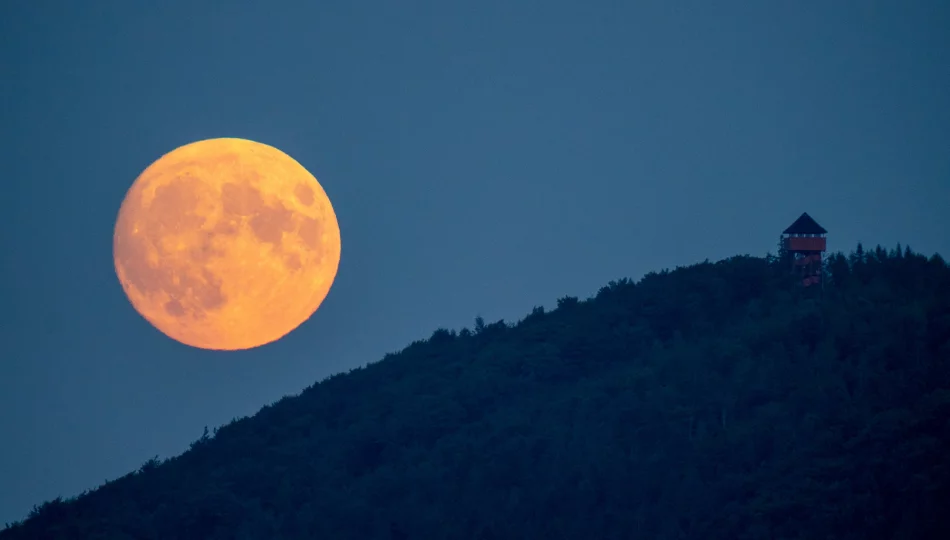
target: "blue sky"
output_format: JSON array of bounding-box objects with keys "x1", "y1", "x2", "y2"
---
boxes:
[{"x1": 1, "y1": 0, "x2": 948, "y2": 525}]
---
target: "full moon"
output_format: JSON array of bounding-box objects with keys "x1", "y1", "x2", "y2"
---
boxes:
[{"x1": 113, "y1": 138, "x2": 341, "y2": 350}]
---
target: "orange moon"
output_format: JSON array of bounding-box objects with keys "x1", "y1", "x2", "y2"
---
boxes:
[{"x1": 113, "y1": 138, "x2": 341, "y2": 350}]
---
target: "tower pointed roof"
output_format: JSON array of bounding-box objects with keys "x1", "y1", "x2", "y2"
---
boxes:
[{"x1": 783, "y1": 212, "x2": 827, "y2": 235}]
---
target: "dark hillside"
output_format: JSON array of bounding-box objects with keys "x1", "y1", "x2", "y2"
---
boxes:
[{"x1": 4, "y1": 246, "x2": 950, "y2": 539}]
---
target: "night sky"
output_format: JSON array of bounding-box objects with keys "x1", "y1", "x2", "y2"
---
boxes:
[{"x1": 2, "y1": 0, "x2": 948, "y2": 525}]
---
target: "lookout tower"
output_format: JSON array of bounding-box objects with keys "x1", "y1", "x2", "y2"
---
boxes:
[{"x1": 783, "y1": 212, "x2": 827, "y2": 287}]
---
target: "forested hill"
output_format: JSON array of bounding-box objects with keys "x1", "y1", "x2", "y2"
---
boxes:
[{"x1": 4, "y1": 245, "x2": 950, "y2": 540}]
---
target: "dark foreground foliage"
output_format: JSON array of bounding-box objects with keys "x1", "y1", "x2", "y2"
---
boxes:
[{"x1": 4, "y1": 245, "x2": 950, "y2": 539}]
